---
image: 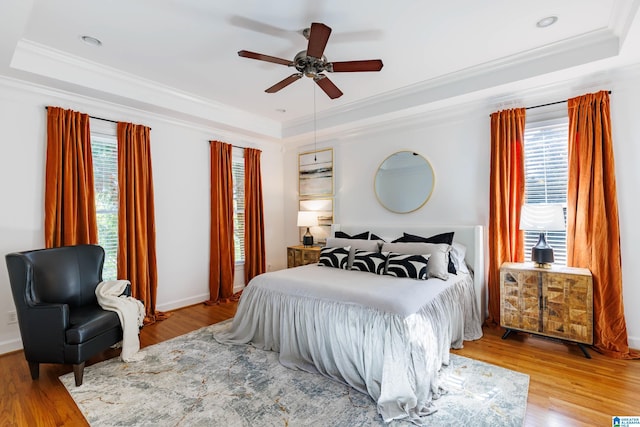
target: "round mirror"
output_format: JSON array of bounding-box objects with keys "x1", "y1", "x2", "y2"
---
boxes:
[{"x1": 374, "y1": 151, "x2": 435, "y2": 213}]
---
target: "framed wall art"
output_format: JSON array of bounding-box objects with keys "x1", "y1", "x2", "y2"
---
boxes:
[{"x1": 298, "y1": 148, "x2": 333, "y2": 197}]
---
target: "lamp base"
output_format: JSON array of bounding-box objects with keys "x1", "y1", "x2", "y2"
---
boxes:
[
  {"x1": 303, "y1": 228, "x2": 314, "y2": 247},
  {"x1": 531, "y1": 232, "x2": 554, "y2": 268}
]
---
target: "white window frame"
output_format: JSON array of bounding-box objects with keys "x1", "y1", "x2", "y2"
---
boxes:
[
  {"x1": 232, "y1": 147, "x2": 245, "y2": 265},
  {"x1": 90, "y1": 119, "x2": 119, "y2": 280},
  {"x1": 523, "y1": 116, "x2": 569, "y2": 266}
]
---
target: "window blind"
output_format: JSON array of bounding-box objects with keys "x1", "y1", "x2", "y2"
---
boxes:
[
  {"x1": 91, "y1": 133, "x2": 119, "y2": 280},
  {"x1": 232, "y1": 149, "x2": 245, "y2": 263},
  {"x1": 523, "y1": 117, "x2": 568, "y2": 265}
]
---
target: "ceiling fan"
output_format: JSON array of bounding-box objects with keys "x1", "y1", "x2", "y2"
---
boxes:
[{"x1": 238, "y1": 22, "x2": 383, "y2": 99}]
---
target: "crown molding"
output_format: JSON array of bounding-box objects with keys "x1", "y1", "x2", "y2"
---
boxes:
[
  {"x1": 10, "y1": 39, "x2": 282, "y2": 139},
  {"x1": 282, "y1": 28, "x2": 620, "y2": 139},
  {"x1": 281, "y1": 61, "x2": 640, "y2": 150}
]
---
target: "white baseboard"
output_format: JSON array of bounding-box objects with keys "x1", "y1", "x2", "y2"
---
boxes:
[
  {"x1": 156, "y1": 286, "x2": 244, "y2": 313},
  {"x1": 0, "y1": 337, "x2": 23, "y2": 355},
  {"x1": 628, "y1": 335, "x2": 639, "y2": 351},
  {"x1": 156, "y1": 293, "x2": 211, "y2": 313}
]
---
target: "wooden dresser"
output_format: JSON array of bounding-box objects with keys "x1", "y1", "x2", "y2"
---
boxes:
[
  {"x1": 287, "y1": 245, "x2": 321, "y2": 268},
  {"x1": 500, "y1": 262, "x2": 593, "y2": 358}
]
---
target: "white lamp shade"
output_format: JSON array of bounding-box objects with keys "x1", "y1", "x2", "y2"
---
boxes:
[
  {"x1": 519, "y1": 204, "x2": 565, "y2": 231},
  {"x1": 297, "y1": 211, "x2": 318, "y2": 227}
]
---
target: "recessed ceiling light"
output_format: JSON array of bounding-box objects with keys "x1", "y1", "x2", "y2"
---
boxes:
[
  {"x1": 81, "y1": 35, "x2": 102, "y2": 47},
  {"x1": 536, "y1": 16, "x2": 558, "y2": 28},
  {"x1": 275, "y1": 108, "x2": 286, "y2": 113}
]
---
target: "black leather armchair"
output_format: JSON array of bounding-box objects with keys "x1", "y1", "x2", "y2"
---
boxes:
[{"x1": 5, "y1": 244, "x2": 127, "y2": 386}]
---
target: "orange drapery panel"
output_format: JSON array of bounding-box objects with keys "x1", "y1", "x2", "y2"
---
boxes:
[
  {"x1": 244, "y1": 148, "x2": 266, "y2": 283},
  {"x1": 566, "y1": 91, "x2": 638, "y2": 359},
  {"x1": 117, "y1": 122, "x2": 166, "y2": 324},
  {"x1": 207, "y1": 140, "x2": 235, "y2": 304},
  {"x1": 44, "y1": 107, "x2": 98, "y2": 247},
  {"x1": 487, "y1": 108, "x2": 526, "y2": 326}
]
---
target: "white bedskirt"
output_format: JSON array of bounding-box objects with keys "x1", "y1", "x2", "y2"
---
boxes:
[{"x1": 214, "y1": 266, "x2": 483, "y2": 425}]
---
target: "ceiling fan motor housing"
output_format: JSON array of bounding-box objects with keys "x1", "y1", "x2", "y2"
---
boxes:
[{"x1": 294, "y1": 50, "x2": 329, "y2": 78}]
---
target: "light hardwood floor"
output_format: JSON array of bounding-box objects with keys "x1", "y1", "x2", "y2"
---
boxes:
[{"x1": 1, "y1": 301, "x2": 638, "y2": 426}]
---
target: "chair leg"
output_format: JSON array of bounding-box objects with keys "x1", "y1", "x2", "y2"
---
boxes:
[
  {"x1": 28, "y1": 361, "x2": 39, "y2": 380},
  {"x1": 73, "y1": 362, "x2": 85, "y2": 386}
]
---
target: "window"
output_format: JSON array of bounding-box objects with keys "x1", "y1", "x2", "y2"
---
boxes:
[
  {"x1": 232, "y1": 148, "x2": 245, "y2": 264},
  {"x1": 91, "y1": 132, "x2": 119, "y2": 280},
  {"x1": 523, "y1": 117, "x2": 568, "y2": 265}
]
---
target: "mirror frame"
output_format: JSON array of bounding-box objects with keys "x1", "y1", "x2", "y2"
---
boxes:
[{"x1": 374, "y1": 151, "x2": 435, "y2": 213}]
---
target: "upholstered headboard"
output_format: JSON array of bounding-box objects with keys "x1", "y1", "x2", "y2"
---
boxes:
[{"x1": 331, "y1": 224, "x2": 486, "y2": 319}]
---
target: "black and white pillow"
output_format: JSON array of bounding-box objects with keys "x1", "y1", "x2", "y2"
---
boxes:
[
  {"x1": 385, "y1": 253, "x2": 430, "y2": 280},
  {"x1": 391, "y1": 231, "x2": 456, "y2": 274},
  {"x1": 351, "y1": 250, "x2": 388, "y2": 274},
  {"x1": 318, "y1": 246, "x2": 350, "y2": 269}
]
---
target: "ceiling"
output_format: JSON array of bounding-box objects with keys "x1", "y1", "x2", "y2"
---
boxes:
[{"x1": 2, "y1": 0, "x2": 640, "y2": 141}]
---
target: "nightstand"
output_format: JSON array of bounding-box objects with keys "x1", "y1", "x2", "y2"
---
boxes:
[
  {"x1": 500, "y1": 262, "x2": 593, "y2": 358},
  {"x1": 287, "y1": 245, "x2": 321, "y2": 268}
]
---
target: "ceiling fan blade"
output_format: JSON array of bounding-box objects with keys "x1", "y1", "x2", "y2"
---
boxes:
[
  {"x1": 265, "y1": 73, "x2": 303, "y2": 93},
  {"x1": 238, "y1": 50, "x2": 293, "y2": 66},
  {"x1": 330, "y1": 59, "x2": 384, "y2": 72},
  {"x1": 306, "y1": 22, "x2": 332, "y2": 58},
  {"x1": 314, "y1": 75, "x2": 343, "y2": 99}
]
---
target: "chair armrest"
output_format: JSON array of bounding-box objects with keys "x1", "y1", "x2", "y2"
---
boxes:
[
  {"x1": 25, "y1": 302, "x2": 69, "y2": 332},
  {"x1": 20, "y1": 303, "x2": 69, "y2": 362}
]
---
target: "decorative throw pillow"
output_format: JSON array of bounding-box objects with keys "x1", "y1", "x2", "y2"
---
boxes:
[
  {"x1": 370, "y1": 233, "x2": 385, "y2": 241},
  {"x1": 351, "y1": 250, "x2": 388, "y2": 274},
  {"x1": 318, "y1": 246, "x2": 351, "y2": 269},
  {"x1": 385, "y1": 253, "x2": 430, "y2": 280},
  {"x1": 381, "y1": 242, "x2": 450, "y2": 280},
  {"x1": 334, "y1": 231, "x2": 370, "y2": 240},
  {"x1": 325, "y1": 238, "x2": 380, "y2": 269},
  {"x1": 450, "y1": 242, "x2": 469, "y2": 274},
  {"x1": 392, "y1": 231, "x2": 454, "y2": 245},
  {"x1": 391, "y1": 231, "x2": 456, "y2": 274}
]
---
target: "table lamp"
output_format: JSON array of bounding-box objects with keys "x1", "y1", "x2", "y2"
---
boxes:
[
  {"x1": 519, "y1": 204, "x2": 565, "y2": 268},
  {"x1": 297, "y1": 211, "x2": 318, "y2": 247}
]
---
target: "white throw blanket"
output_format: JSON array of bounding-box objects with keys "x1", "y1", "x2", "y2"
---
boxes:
[{"x1": 96, "y1": 280, "x2": 146, "y2": 362}]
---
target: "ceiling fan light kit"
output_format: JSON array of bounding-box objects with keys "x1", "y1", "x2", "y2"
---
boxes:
[{"x1": 238, "y1": 22, "x2": 383, "y2": 99}]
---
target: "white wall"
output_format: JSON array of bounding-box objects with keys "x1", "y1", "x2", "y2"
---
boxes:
[
  {"x1": 0, "y1": 78, "x2": 286, "y2": 354},
  {"x1": 284, "y1": 66, "x2": 640, "y2": 349},
  {"x1": 2, "y1": 64, "x2": 639, "y2": 355}
]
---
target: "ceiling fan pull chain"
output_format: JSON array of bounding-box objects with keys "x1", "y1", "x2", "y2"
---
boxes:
[{"x1": 314, "y1": 83, "x2": 317, "y2": 162}]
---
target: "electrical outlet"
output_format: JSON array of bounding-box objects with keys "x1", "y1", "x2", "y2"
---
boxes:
[{"x1": 7, "y1": 311, "x2": 18, "y2": 325}]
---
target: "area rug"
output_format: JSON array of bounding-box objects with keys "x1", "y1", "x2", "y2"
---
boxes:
[{"x1": 61, "y1": 321, "x2": 529, "y2": 426}]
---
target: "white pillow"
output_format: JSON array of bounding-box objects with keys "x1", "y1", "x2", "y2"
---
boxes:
[
  {"x1": 380, "y1": 242, "x2": 450, "y2": 280},
  {"x1": 450, "y1": 242, "x2": 469, "y2": 274}
]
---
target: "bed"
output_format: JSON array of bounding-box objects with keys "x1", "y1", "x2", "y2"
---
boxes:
[{"x1": 214, "y1": 224, "x2": 485, "y2": 425}]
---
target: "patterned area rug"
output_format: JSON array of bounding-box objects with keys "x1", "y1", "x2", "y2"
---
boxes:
[{"x1": 61, "y1": 321, "x2": 529, "y2": 426}]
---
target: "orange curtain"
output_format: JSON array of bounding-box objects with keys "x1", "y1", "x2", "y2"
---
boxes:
[
  {"x1": 117, "y1": 122, "x2": 166, "y2": 324},
  {"x1": 44, "y1": 107, "x2": 98, "y2": 247},
  {"x1": 244, "y1": 148, "x2": 266, "y2": 283},
  {"x1": 566, "y1": 91, "x2": 638, "y2": 358},
  {"x1": 207, "y1": 140, "x2": 235, "y2": 304},
  {"x1": 486, "y1": 108, "x2": 526, "y2": 326}
]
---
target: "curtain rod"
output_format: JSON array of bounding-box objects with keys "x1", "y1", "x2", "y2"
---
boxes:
[
  {"x1": 491, "y1": 90, "x2": 612, "y2": 115},
  {"x1": 44, "y1": 107, "x2": 151, "y2": 129}
]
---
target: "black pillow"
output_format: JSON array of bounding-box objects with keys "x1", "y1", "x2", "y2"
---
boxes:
[
  {"x1": 391, "y1": 231, "x2": 456, "y2": 274},
  {"x1": 392, "y1": 231, "x2": 454, "y2": 245},
  {"x1": 370, "y1": 233, "x2": 385, "y2": 241},
  {"x1": 385, "y1": 253, "x2": 430, "y2": 280},
  {"x1": 318, "y1": 246, "x2": 350, "y2": 269},
  {"x1": 335, "y1": 231, "x2": 370, "y2": 240}
]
